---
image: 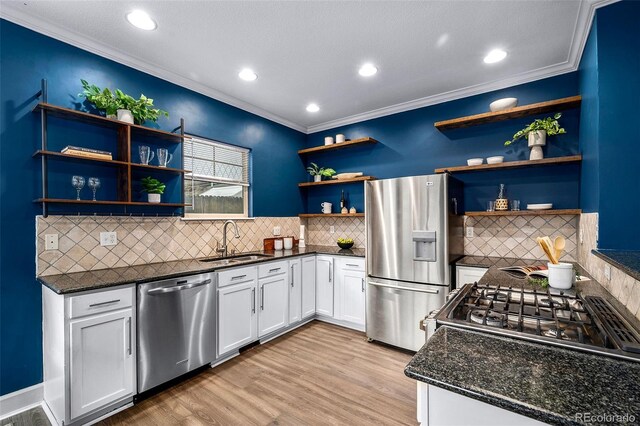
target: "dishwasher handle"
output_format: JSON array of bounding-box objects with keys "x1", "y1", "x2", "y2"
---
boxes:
[{"x1": 147, "y1": 278, "x2": 212, "y2": 295}]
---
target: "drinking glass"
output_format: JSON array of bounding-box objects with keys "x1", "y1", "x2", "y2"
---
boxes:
[
  {"x1": 72, "y1": 176, "x2": 85, "y2": 200},
  {"x1": 486, "y1": 200, "x2": 495, "y2": 212},
  {"x1": 88, "y1": 177, "x2": 101, "y2": 201},
  {"x1": 139, "y1": 145, "x2": 154, "y2": 165},
  {"x1": 157, "y1": 148, "x2": 173, "y2": 168},
  {"x1": 511, "y1": 200, "x2": 521, "y2": 211}
]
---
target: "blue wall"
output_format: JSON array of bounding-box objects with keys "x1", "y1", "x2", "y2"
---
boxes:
[
  {"x1": 305, "y1": 74, "x2": 582, "y2": 214},
  {"x1": 0, "y1": 19, "x2": 306, "y2": 396},
  {"x1": 577, "y1": 1, "x2": 640, "y2": 250}
]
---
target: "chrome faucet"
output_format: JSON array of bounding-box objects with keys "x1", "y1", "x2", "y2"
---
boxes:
[{"x1": 217, "y1": 220, "x2": 240, "y2": 257}]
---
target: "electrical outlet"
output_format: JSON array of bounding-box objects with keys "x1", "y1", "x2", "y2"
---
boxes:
[
  {"x1": 273, "y1": 226, "x2": 281, "y2": 236},
  {"x1": 330, "y1": 226, "x2": 335, "y2": 234},
  {"x1": 45, "y1": 234, "x2": 58, "y2": 250},
  {"x1": 604, "y1": 264, "x2": 611, "y2": 281},
  {"x1": 100, "y1": 231, "x2": 117, "y2": 246},
  {"x1": 466, "y1": 226, "x2": 474, "y2": 238}
]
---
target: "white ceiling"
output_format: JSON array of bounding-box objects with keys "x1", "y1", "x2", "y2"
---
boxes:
[{"x1": 1, "y1": 0, "x2": 614, "y2": 133}]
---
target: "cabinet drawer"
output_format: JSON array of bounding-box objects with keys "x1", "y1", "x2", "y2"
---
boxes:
[
  {"x1": 258, "y1": 261, "x2": 288, "y2": 278},
  {"x1": 218, "y1": 266, "x2": 257, "y2": 288},
  {"x1": 69, "y1": 286, "x2": 133, "y2": 319},
  {"x1": 339, "y1": 257, "x2": 365, "y2": 271}
]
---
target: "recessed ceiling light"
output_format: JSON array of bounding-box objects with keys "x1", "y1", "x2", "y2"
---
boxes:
[
  {"x1": 358, "y1": 63, "x2": 378, "y2": 77},
  {"x1": 306, "y1": 103, "x2": 320, "y2": 113},
  {"x1": 484, "y1": 49, "x2": 507, "y2": 64},
  {"x1": 238, "y1": 68, "x2": 258, "y2": 81},
  {"x1": 126, "y1": 10, "x2": 157, "y2": 31}
]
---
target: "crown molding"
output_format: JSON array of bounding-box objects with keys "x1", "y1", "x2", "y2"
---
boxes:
[
  {"x1": 307, "y1": 0, "x2": 619, "y2": 134},
  {"x1": 0, "y1": 6, "x2": 307, "y2": 134},
  {"x1": 2, "y1": 0, "x2": 618, "y2": 135}
]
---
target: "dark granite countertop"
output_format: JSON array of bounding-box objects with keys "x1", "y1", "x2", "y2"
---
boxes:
[
  {"x1": 405, "y1": 326, "x2": 640, "y2": 426},
  {"x1": 456, "y1": 255, "x2": 541, "y2": 269},
  {"x1": 38, "y1": 245, "x2": 364, "y2": 295},
  {"x1": 593, "y1": 250, "x2": 640, "y2": 281}
]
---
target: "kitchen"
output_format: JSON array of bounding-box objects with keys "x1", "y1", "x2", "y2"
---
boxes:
[{"x1": 1, "y1": 1, "x2": 639, "y2": 425}]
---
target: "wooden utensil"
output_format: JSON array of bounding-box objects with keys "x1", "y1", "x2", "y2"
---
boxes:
[
  {"x1": 536, "y1": 237, "x2": 558, "y2": 264},
  {"x1": 553, "y1": 236, "x2": 566, "y2": 261}
]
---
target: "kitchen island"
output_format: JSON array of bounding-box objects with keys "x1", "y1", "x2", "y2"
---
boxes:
[{"x1": 406, "y1": 261, "x2": 640, "y2": 425}]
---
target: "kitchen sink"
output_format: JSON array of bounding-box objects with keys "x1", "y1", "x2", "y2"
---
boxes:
[{"x1": 199, "y1": 253, "x2": 273, "y2": 264}]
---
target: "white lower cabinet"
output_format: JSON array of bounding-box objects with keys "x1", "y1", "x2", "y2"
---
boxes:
[
  {"x1": 289, "y1": 258, "x2": 302, "y2": 324},
  {"x1": 218, "y1": 279, "x2": 258, "y2": 357},
  {"x1": 315, "y1": 255, "x2": 334, "y2": 316},
  {"x1": 301, "y1": 256, "x2": 316, "y2": 318},
  {"x1": 456, "y1": 265, "x2": 488, "y2": 287},
  {"x1": 43, "y1": 284, "x2": 136, "y2": 425},
  {"x1": 336, "y1": 259, "x2": 366, "y2": 326},
  {"x1": 258, "y1": 272, "x2": 289, "y2": 337}
]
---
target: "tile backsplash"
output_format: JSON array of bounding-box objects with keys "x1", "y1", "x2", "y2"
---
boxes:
[
  {"x1": 578, "y1": 213, "x2": 640, "y2": 321},
  {"x1": 37, "y1": 216, "x2": 300, "y2": 276},
  {"x1": 463, "y1": 215, "x2": 578, "y2": 262},
  {"x1": 303, "y1": 216, "x2": 366, "y2": 248}
]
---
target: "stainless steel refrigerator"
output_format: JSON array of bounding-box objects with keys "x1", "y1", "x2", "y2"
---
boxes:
[{"x1": 365, "y1": 174, "x2": 463, "y2": 351}]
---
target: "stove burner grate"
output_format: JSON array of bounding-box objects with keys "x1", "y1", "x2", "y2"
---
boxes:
[{"x1": 469, "y1": 310, "x2": 505, "y2": 327}]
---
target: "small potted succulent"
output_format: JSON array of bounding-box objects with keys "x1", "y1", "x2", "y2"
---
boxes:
[
  {"x1": 504, "y1": 113, "x2": 566, "y2": 160},
  {"x1": 141, "y1": 177, "x2": 165, "y2": 203},
  {"x1": 306, "y1": 162, "x2": 336, "y2": 182}
]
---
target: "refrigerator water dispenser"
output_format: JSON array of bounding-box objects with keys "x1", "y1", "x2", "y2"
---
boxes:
[{"x1": 413, "y1": 230, "x2": 436, "y2": 261}]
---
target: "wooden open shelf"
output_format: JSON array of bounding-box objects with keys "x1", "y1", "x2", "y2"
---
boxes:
[
  {"x1": 298, "y1": 137, "x2": 378, "y2": 155},
  {"x1": 465, "y1": 209, "x2": 582, "y2": 217},
  {"x1": 298, "y1": 176, "x2": 375, "y2": 187},
  {"x1": 33, "y1": 150, "x2": 188, "y2": 174},
  {"x1": 34, "y1": 103, "x2": 186, "y2": 143},
  {"x1": 299, "y1": 213, "x2": 364, "y2": 218},
  {"x1": 435, "y1": 155, "x2": 582, "y2": 174},
  {"x1": 434, "y1": 96, "x2": 582, "y2": 131},
  {"x1": 34, "y1": 198, "x2": 188, "y2": 207}
]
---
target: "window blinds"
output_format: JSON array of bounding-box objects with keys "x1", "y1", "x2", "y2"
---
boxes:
[{"x1": 184, "y1": 137, "x2": 250, "y2": 186}]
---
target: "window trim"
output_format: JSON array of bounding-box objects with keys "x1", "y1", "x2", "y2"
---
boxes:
[{"x1": 183, "y1": 136, "x2": 250, "y2": 219}]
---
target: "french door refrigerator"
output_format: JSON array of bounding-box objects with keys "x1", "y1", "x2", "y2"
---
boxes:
[{"x1": 365, "y1": 174, "x2": 463, "y2": 351}]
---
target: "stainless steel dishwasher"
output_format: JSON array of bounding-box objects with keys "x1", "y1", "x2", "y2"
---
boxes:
[{"x1": 137, "y1": 272, "x2": 216, "y2": 393}]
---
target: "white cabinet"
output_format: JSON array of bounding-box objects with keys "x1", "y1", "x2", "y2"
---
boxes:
[
  {"x1": 301, "y1": 256, "x2": 316, "y2": 318},
  {"x1": 289, "y1": 258, "x2": 302, "y2": 324},
  {"x1": 315, "y1": 255, "x2": 334, "y2": 317},
  {"x1": 258, "y1": 273, "x2": 289, "y2": 337},
  {"x1": 43, "y1": 284, "x2": 136, "y2": 425},
  {"x1": 336, "y1": 260, "x2": 366, "y2": 327},
  {"x1": 69, "y1": 309, "x2": 134, "y2": 419},
  {"x1": 218, "y1": 279, "x2": 258, "y2": 357},
  {"x1": 456, "y1": 265, "x2": 488, "y2": 287}
]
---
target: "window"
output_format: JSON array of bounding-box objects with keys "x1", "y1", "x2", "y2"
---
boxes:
[{"x1": 184, "y1": 137, "x2": 250, "y2": 218}]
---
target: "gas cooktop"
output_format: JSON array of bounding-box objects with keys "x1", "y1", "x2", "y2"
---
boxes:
[{"x1": 436, "y1": 283, "x2": 640, "y2": 362}]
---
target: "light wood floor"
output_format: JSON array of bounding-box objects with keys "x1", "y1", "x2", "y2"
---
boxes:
[{"x1": 101, "y1": 321, "x2": 417, "y2": 425}]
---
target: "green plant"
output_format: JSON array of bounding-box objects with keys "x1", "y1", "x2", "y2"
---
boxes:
[
  {"x1": 79, "y1": 79, "x2": 121, "y2": 116},
  {"x1": 306, "y1": 162, "x2": 336, "y2": 178},
  {"x1": 528, "y1": 277, "x2": 549, "y2": 288},
  {"x1": 504, "y1": 113, "x2": 566, "y2": 146},
  {"x1": 115, "y1": 89, "x2": 168, "y2": 125},
  {"x1": 141, "y1": 177, "x2": 165, "y2": 194}
]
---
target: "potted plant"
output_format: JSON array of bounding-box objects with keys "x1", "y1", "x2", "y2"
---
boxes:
[
  {"x1": 141, "y1": 176, "x2": 165, "y2": 203},
  {"x1": 504, "y1": 113, "x2": 566, "y2": 160},
  {"x1": 306, "y1": 162, "x2": 336, "y2": 182},
  {"x1": 115, "y1": 89, "x2": 169, "y2": 125},
  {"x1": 79, "y1": 80, "x2": 121, "y2": 119}
]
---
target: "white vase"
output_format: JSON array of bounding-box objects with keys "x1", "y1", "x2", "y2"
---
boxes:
[
  {"x1": 314, "y1": 175, "x2": 322, "y2": 182},
  {"x1": 117, "y1": 109, "x2": 134, "y2": 124},
  {"x1": 148, "y1": 193, "x2": 161, "y2": 203},
  {"x1": 528, "y1": 130, "x2": 546, "y2": 160}
]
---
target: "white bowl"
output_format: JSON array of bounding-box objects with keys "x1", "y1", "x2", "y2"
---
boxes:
[
  {"x1": 527, "y1": 203, "x2": 553, "y2": 210},
  {"x1": 490, "y1": 97, "x2": 518, "y2": 112},
  {"x1": 486, "y1": 156, "x2": 504, "y2": 164},
  {"x1": 467, "y1": 158, "x2": 483, "y2": 166}
]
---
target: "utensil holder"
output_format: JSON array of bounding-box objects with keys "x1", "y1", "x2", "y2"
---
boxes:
[{"x1": 548, "y1": 262, "x2": 574, "y2": 289}]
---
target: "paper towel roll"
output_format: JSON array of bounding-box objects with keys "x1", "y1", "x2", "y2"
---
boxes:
[{"x1": 299, "y1": 225, "x2": 306, "y2": 248}]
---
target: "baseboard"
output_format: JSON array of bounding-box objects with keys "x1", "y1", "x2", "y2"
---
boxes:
[
  {"x1": 0, "y1": 383, "x2": 44, "y2": 419},
  {"x1": 315, "y1": 315, "x2": 365, "y2": 332}
]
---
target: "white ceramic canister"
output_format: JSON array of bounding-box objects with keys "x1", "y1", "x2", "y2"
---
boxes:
[
  {"x1": 274, "y1": 239, "x2": 284, "y2": 250},
  {"x1": 548, "y1": 262, "x2": 574, "y2": 289},
  {"x1": 324, "y1": 136, "x2": 334, "y2": 146},
  {"x1": 283, "y1": 237, "x2": 293, "y2": 250},
  {"x1": 336, "y1": 134, "x2": 345, "y2": 143}
]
